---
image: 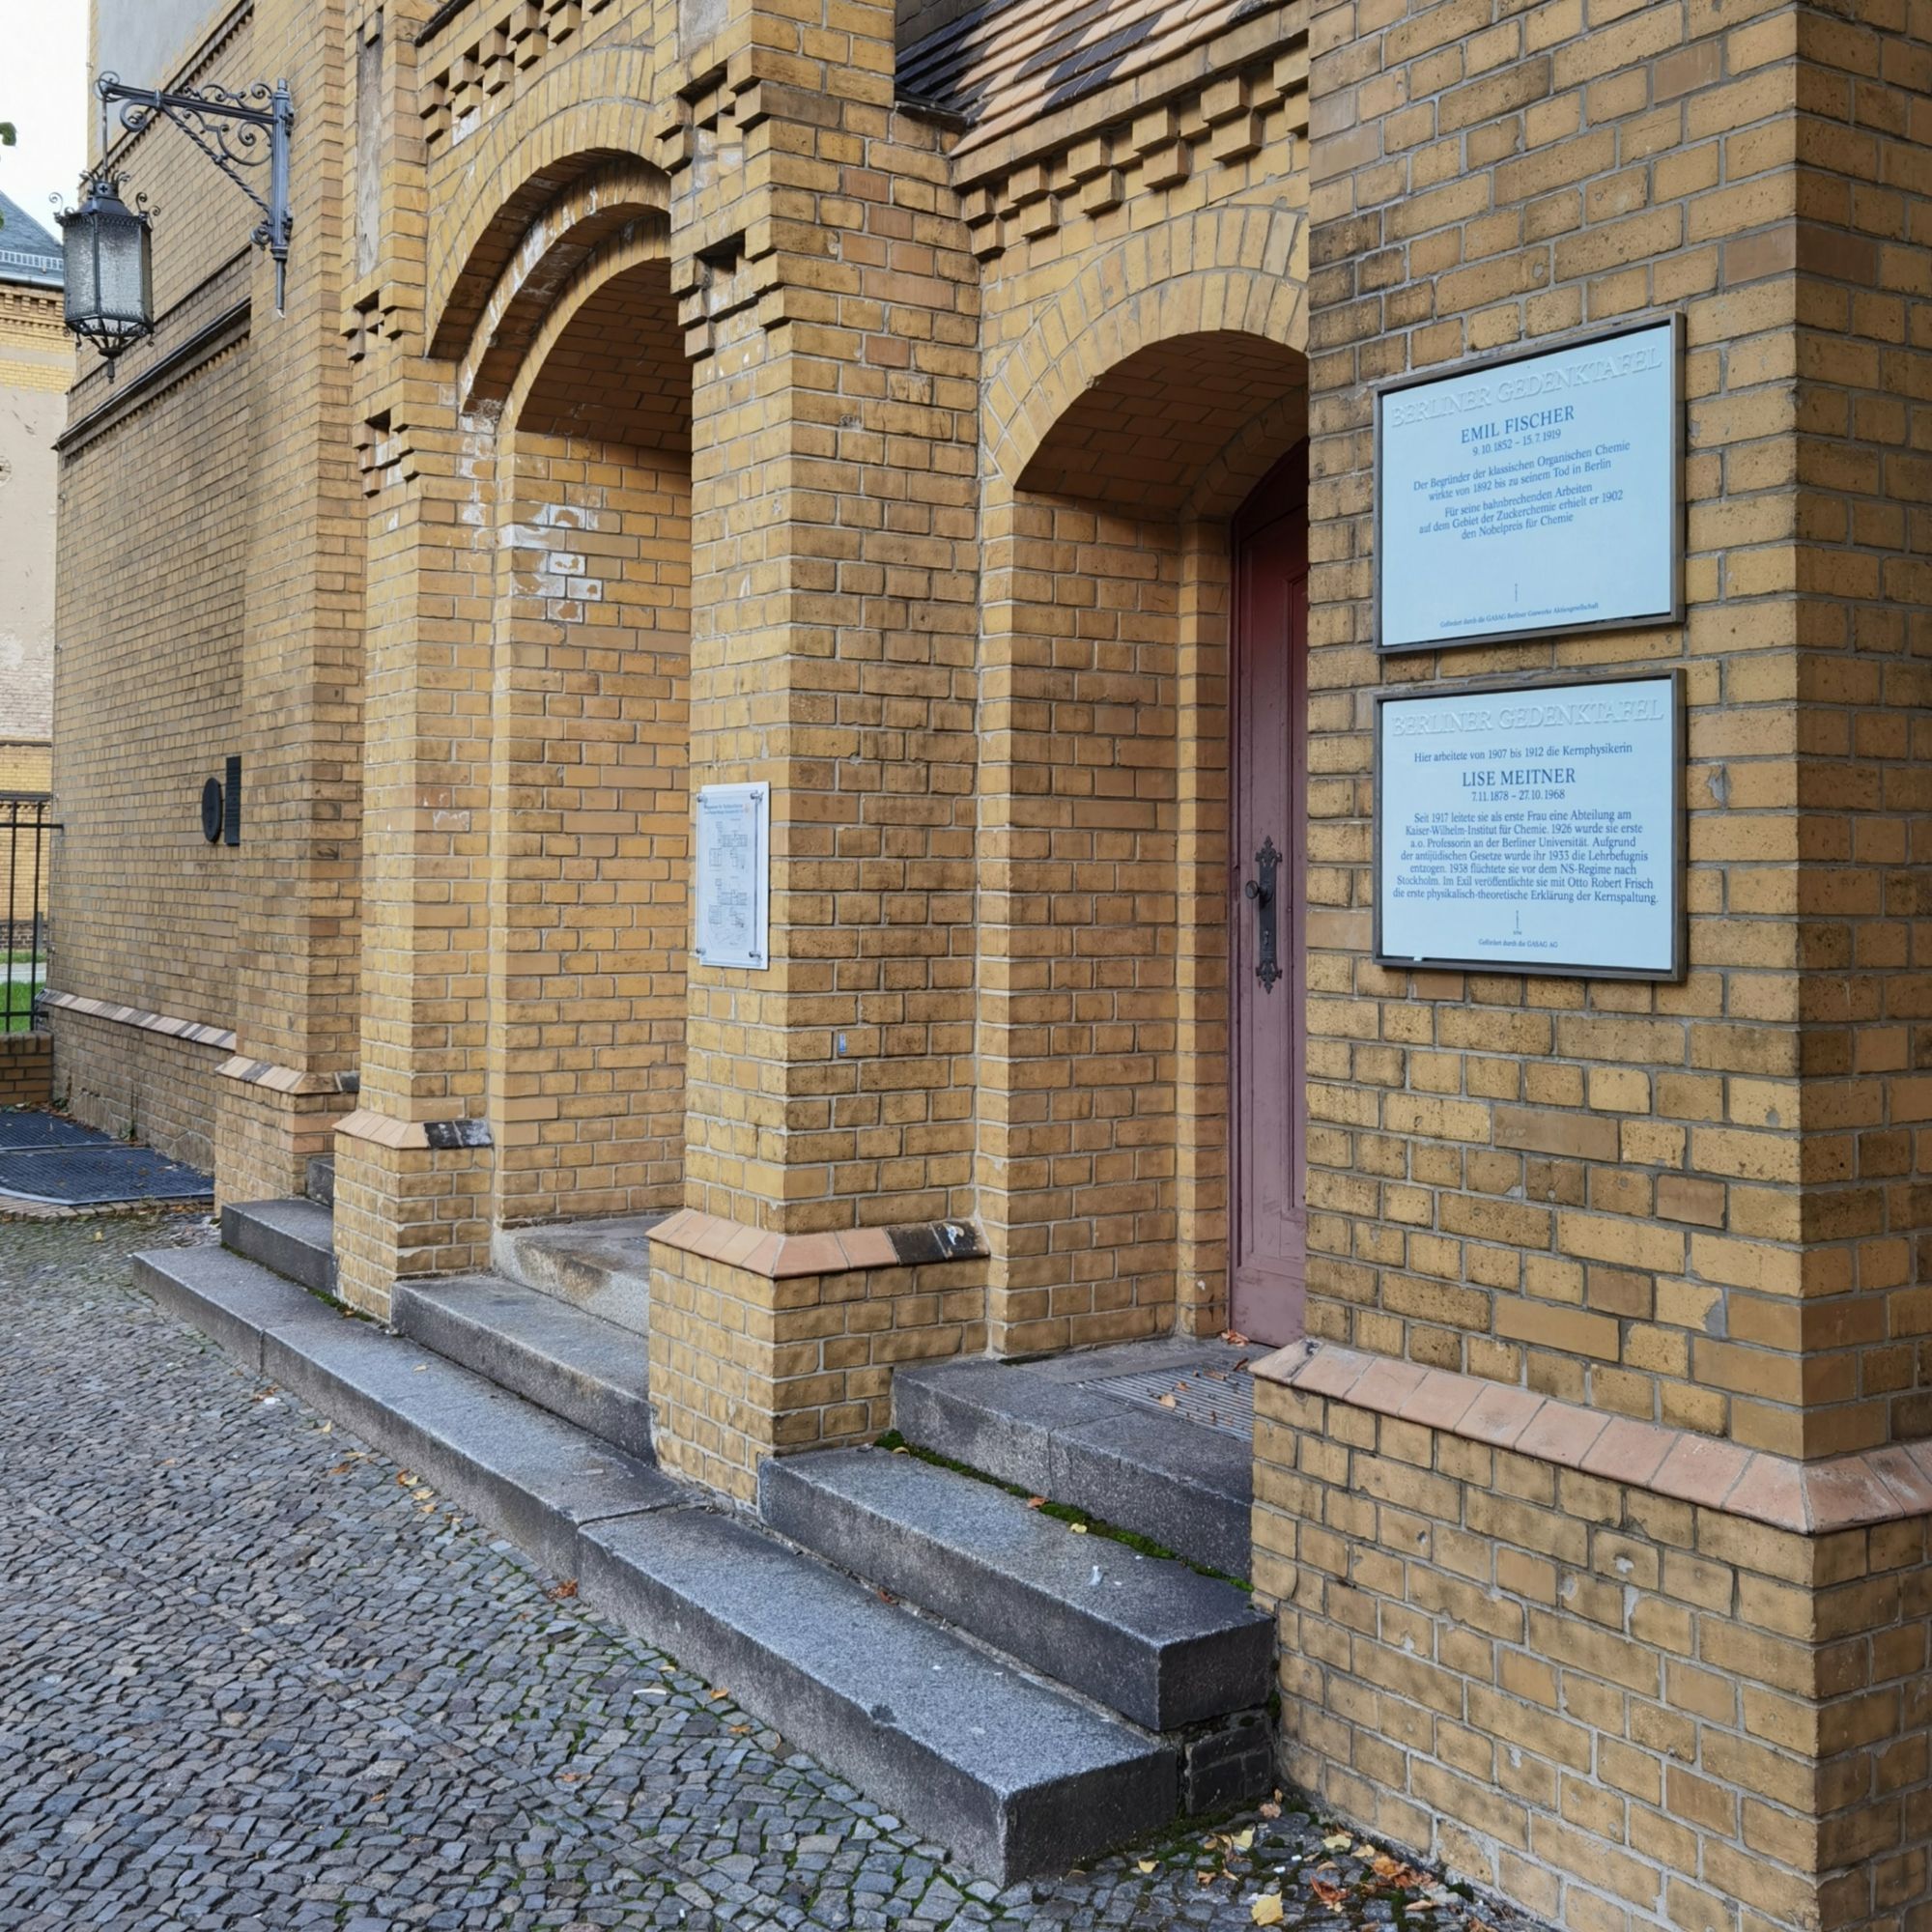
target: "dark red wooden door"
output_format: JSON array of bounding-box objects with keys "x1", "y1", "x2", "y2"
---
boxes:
[{"x1": 1230, "y1": 451, "x2": 1308, "y2": 1347}]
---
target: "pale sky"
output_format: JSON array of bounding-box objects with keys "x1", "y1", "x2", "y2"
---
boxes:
[{"x1": 3, "y1": 6, "x2": 91, "y2": 227}]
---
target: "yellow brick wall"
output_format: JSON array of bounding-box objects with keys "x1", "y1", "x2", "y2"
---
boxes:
[
  {"x1": 0, "y1": 744, "x2": 51, "y2": 793},
  {"x1": 52, "y1": 7, "x2": 266, "y2": 1156},
  {"x1": 1297, "y1": 0, "x2": 1862, "y2": 1458},
  {"x1": 52, "y1": 1005, "x2": 226, "y2": 1172},
  {"x1": 0, "y1": 280, "x2": 65, "y2": 754},
  {"x1": 1255, "y1": 1363, "x2": 1932, "y2": 1932},
  {"x1": 52, "y1": 328, "x2": 250, "y2": 1098},
  {"x1": 649, "y1": 1230, "x2": 986, "y2": 1501},
  {"x1": 490, "y1": 425, "x2": 692, "y2": 1226},
  {"x1": 0, "y1": 1033, "x2": 52, "y2": 1109}
]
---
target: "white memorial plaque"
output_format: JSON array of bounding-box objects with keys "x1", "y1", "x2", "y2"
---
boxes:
[
  {"x1": 1377, "y1": 317, "x2": 1681, "y2": 653},
  {"x1": 694, "y1": 782, "x2": 770, "y2": 971},
  {"x1": 1376, "y1": 672, "x2": 1683, "y2": 980}
]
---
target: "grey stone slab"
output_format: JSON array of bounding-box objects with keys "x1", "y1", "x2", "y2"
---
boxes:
[
  {"x1": 578, "y1": 1508, "x2": 1177, "y2": 1884},
  {"x1": 1051, "y1": 1410, "x2": 1252, "y2": 1579},
  {"x1": 393, "y1": 1273, "x2": 653, "y2": 1460},
  {"x1": 260, "y1": 1319, "x2": 681, "y2": 1579},
  {"x1": 891, "y1": 1362, "x2": 1118, "y2": 1494},
  {"x1": 494, "y1": 1215, "x2": 664, "y2": 1338},
  {"x1": 1027, "y1": 1340, "x2": 1257, "y2": 1385},
  {"x1": 894, "y1": 1361, "x2": 1252, "y2": 1577},
  {"x1": 130, "y1": 1246, "x2": 299, "y2": 1372},
  {"x1": 304, "y1": 1155, "x2": 335, "y2": 1207},
  {"x1": 222, "y1": 1200, "x2": 337, "y2": 1296},
  {"x1": 133, "y1": 1244, "x2": 679, "y2": 1579},
  {"x1": 759, "y1": 1449, "x2": 1271, "y2": 1731}
]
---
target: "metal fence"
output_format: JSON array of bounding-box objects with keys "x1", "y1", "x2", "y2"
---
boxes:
[{"x1": 2, "y1": 794, "x2": 53, "y2": 1034}]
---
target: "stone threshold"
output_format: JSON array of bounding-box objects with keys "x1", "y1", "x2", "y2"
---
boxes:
[
  {"x1": 41, "y1": 988, "x2": 236, "y2": 1052},
  {"x1": 1255, "y1": 1339, "x2": 1932, "y2": 1536},
  {"x1": 649, "y1": 1207, "x2": 987, "y2": 1280}
]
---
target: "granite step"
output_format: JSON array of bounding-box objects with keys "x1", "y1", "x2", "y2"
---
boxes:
[
  {"x1": 759, "y1": 1447, "x2": 1272, "y2": 1733},
  {"x1": 222, "y1": 1197, "x2": 336, "y2": 1297},
  {"x1": 494, "y1": 1213, "x2": 664, "y2": 1337},
  {"x1": 892, "y1": 1358, "x2": 1253, "y2": 1578},
  {"x1": 130, "y1": 1245, "x2": 680, "y2": 1577},
  {"x1": 305, "y1": 1155, "x2": 335, "y2": 1207},
  {"x1": 393, "y1": 1271, "x2": 653, "y2": 1461},
  {"x1": 130, "y1": 1242, "x2": 1181, "y2": 1883},
  {"x1": 580, "y1": 1508, "x2": 1177, "y2": 1882}
]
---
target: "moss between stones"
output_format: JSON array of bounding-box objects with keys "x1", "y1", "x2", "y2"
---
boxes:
[{"x1": 871, "y1": 1429, "x2": 1252, "y2": 1593}]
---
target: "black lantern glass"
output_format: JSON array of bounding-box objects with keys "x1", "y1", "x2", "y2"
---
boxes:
[{"x1": 58, "y1": 176, "x2": 154, "y2": 365}]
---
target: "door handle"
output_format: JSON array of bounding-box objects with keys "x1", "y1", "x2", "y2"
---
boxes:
[{"x1": 1244, "y1": 837, "x2": 1282, "y2": 992}]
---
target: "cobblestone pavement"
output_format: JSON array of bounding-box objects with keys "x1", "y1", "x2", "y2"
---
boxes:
[{"x1": 0, "y1": 1211, "x2": 1534, "y2": 1932}]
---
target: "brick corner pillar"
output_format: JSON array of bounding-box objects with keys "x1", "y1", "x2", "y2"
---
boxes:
[
  {"x1": 644, "y1": 0, "x2": 987, "y2": 1498},
  {"x1": 1255, "y1": 4, "x2": 1932, "y2": 1930},
  {"x1": 328, "y1": 3, "x2": 492, "y2": 1320},
  {"x1": 213, "y1": 0, "x2": 364, "y2": 1209}
]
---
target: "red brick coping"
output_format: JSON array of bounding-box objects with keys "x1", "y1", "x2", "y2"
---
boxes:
[
  {"x1": 1254, "y1": 1340, "x2": 1932, "y2": 1536},
  {"x1": 649, "y1": 1207, "x2": 987, "y2": 1281}
]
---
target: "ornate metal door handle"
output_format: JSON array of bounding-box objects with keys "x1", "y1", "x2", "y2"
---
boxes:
[{"x1": 1244, "y1": 837, "x2": 1282, "y2": 991}]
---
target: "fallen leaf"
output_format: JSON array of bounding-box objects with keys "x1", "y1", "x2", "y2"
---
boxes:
[
  {"x1": 1322, "y1": 1833, "x2": 1352, "y2": 1850},
  {"x1": 708, "y1": 1689, "x2": 729, "y2": 1701},
  {"x1": 396, "y1": 1471, "x2": 415, "y2": 1487},
  {"x1": 558, "y1": 1772, "x2": 584, "y2": 1784},
  {"x1": 891, "y1": 1445, "x2": 909, "y2": 1456},
  {"x1": 1221, "y1": 1329, "x2": 1250, "y2": 1346},
  {"x1": 1259, "y1": 1802, "x2": 1282, "y2": 1820},
  {"x1": 1136, "y1": 1861, "x2": 1156, "y2": 1874},
  {"x1": 876, "y1": 1587, "x2": 898, "y2": 1605},
  {"x1": 1157, "y1": 1394, "x2": 1179, "y2": 1408},
  {"x1": 1196, "y1": 1871, "x2": 1216, "y2": 1888},
  {"x1": 729, "y1": 1723, "x2": 752, "y2": 1736},
  {"x1": 1251, "y1": 1892, "x2": 1284, "y2": 1925},
  {"x1": 1067, "y1": 1521, "x2": 1089, "y2": 1534},
  {"x1": 1231, "y1": 1828, "x2": 1255, "y2": 1851},
  {"x1": 1026, "y1": 1496, "x2": 1046, "y2": 1509},
  {"x1": 548, "y1": 1578, "x2": 579, "y2": 1601}
]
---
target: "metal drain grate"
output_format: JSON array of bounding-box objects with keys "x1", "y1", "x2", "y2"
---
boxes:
[
  {"x1": 0, "y1": 1110, "x2": 102, "y2": 1151},
  {"x1": 0, "y1": 1144, "x2": 213, "y2": 1206},
  {"x1": 1086, "y1": 1364, "x2": 1256, "y2": 1438}
]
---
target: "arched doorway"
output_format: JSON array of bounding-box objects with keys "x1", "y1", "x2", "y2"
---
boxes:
[
  {"x1": 980, "y1": 324, "x2": 1311, "y2": 1355},
  {"x1": 1230, "y1": 451, "x2": 1308, "y2": 1346}
]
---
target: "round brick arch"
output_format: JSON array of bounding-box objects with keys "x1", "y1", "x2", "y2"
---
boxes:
[
  {"x1": 983, "y1": 203, "x2": 1308, "y2": 507},
  {"x1": 424, "y1": 43, "x2": 664, "y2": 364},
  {"x1": 455, "y1": 161, "x2": 671, "y2": 419},
  {"x1": 500, "y1": 224, "x2": 687, "y2": 453}
]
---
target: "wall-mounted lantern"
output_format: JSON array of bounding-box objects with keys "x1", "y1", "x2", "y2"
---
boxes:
[{"x1": 59, "y1": 72, "x2": 293, "y2": 371}]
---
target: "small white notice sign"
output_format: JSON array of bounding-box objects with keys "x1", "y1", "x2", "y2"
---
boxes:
[
  {"x1": 1377, "y1": 317, "x2": 1680, "y2": 652},
  {"x1": 1376, "y1": 672, "x2": 1683, "y2": 980},
  {"x1": 694, "y1": 782, "x2": 770, "y2": 971}
]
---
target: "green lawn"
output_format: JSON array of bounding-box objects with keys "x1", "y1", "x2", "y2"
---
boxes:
[{"x1": 1, "y1": 979, "x2": 42, "y2": 1032}]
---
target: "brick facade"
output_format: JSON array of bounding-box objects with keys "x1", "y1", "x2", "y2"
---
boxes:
[{"x1": 54, "y1": 0, "x2": 1932, "y2": 1920}]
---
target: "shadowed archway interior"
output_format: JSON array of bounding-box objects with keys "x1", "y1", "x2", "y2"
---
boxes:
[
  {"x1": 977, "y1": 326, "x2": 1310, "y2": 1356},
  {"x1": 488, "y1": 247, "x2": 695, "y2": 1230}
]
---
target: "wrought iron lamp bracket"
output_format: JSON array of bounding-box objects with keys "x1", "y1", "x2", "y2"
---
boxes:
[{"x1": 94, "y1": 72, "x2": 294, "y2": 311}]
